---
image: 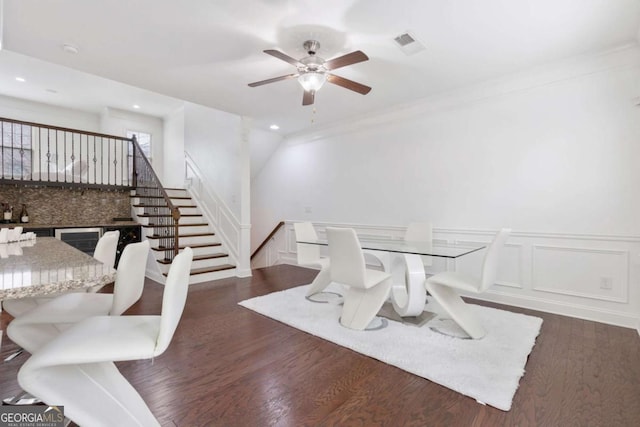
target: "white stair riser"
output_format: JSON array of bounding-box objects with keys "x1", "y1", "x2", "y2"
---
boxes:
[
  {"x1": 143, "y1": 225, "x2": 211, "y2": 235},
  {"x1": 146, "y1": 236, "x2": 219, "y2": 247},
  {"x1": 146, "y1": 239, "x2": 222, "y2": 252},
  {"x1": 157, "y1": 257, "x2": 230, "y2": 274},
  {"x1": 133, "y1": 206, "x2": 201, "y2": 216},
  {"x1": 149, "y1": 247, "x2": 226, "y2": 260},
  {"x1": 131, "y1": 197, "x2": 196, "y2": 207},
  {"x1": 137, "y1": 215, "x2": 204, "y2": 226},
  {"x1": 165, "y1": 189, "x2": 189, "y2": 197},
  {"x1": 175, "y1": 206, "x2": 200, "y2": 215},
  {"x1": 173, "y1": 235, "x2": 219, "y2": 246},
  {"x1": 188, "y1": 268, "x2": 236, "y2": 284},
  {"x1": 183, "y1": 246, "x2": 223, "y2": 256},
  {"x1": 177, "y1": 216, "x2": 205, "y2": 225}
]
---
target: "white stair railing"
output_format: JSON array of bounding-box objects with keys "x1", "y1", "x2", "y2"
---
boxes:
[{"x1": 184, "y1": 151, "x2": 242, "y2": 271}]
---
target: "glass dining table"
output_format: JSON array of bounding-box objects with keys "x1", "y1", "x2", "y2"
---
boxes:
[{"x1": 296, "y1": 236, "x2": 486, "y2": 320}]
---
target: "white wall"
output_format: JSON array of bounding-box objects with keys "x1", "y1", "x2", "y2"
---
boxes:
[
  {"x1": 250, "y1": 128, "x2": 283, "y2": 180},
  {"x1": 163, "y1": 106, "x2": 186, "y2": 188},
  {"x1": 0, "y1": 94, "x2": 99, "y2": 131},
  {"x1": 249, "y1": 127, "x2": 283, "y2": 250},
  {"x1": 252, "y1": 46, "x2": 640, "y2": 242},
  {"x1": 184, "y1": 102, "x2": 242, "y2": 219},
  {"x1": 99, "y1": 107, "x2": 165, "y2": 182}
]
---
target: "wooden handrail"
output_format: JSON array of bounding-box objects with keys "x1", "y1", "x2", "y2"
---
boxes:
[
  {"x1": 251, "y1": 221, "x2": 285, "y2": 259},
  {"x1": 0, "y1": 116, "x2": 133, "y2": 141},
  {"x1": 131, "y1": 135, "x2": 181, "y2": 257}
]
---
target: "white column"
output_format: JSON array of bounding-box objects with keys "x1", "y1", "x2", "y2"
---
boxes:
[{"x1": 237, "y1": 116, "x2": 252, "y2": 277}]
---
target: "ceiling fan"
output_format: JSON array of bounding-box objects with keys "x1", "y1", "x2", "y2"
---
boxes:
[{"x1": 248, "y1": 40, "x2": 371, "y2": 106}]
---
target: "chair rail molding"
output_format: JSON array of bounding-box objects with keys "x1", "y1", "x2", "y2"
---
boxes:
[
  {"x1": 184, "y1": 151, "x2": 250, "y2": 276},
  {"x1": 259, "y1": 220, "x2": 640, "y2": 329}
]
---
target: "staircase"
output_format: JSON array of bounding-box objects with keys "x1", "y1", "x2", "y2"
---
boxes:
[{"x1": 131, "y1": 188, "x2": 236, "y2": 283}]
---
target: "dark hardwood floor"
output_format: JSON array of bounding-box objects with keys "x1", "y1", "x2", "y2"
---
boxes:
[{"x1": 2, "y1": 264, "x2": 640, "y2": 426}]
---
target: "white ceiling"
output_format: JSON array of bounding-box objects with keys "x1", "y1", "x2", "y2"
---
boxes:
[{"x1": 1, "y1": 0, "x2": 639, "y2": 135}]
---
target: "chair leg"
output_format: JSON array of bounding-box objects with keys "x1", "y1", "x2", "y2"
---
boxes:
[
  {"x1": 340, "y1": 279, "x2": 392, "y2": 330},
  {"x1": 305, "y1": 266, "x2": 332, "y2": 297},
  {"x1": 425, "y1": 281, "x2": 486, "y2": 339},
  {"x1": 4, "y1": 348, "x2": 24, "y2": 362}
]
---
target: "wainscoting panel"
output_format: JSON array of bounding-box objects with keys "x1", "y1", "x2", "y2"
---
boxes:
[
  {"x1": 254, "y1": 221, "x2": 640, "y2": 329},
  {"x1": 532, "y1": 245, "x2": 629, "y2": 303}
]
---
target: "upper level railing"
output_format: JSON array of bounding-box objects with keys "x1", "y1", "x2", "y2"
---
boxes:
[
  {"x1": 0, "y1": 116, "x2": 181, "y2": 260},
  {"x1": 1, "y1": 117, "x2": 133, "y2": 188}
]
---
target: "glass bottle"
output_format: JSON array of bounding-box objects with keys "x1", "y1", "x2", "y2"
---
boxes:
[{"x1": 20, "y1": 204, "x2": 29, "y2": 223}]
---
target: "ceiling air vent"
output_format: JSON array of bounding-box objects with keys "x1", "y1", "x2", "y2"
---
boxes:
[{"x1": 393, "y1": 31, "x2": 425, "y2": 56}]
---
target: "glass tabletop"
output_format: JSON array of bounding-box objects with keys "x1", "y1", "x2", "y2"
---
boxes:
[{"x1": 296, "y1": 237, "x2": 485, "y2": 258}]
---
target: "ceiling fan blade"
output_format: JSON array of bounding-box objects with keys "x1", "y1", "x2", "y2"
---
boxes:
[
  {"x1": 264, "y1": 49, "x2": 304, "y2": 67},
  {"x1": 302, "y1": 90, "x2": 315, "y2": 106},
  {"x1": 248, "y1": 73, "x2": 299, "y2": 87},
  {"x1": 326, "y1": 74, "x2": 371, "y2": 95},
  {"x1": 323, "y1": 50, "x2": 369, "y2": 70}
]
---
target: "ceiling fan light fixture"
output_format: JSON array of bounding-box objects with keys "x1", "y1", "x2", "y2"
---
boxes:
[{"x1": 298, "y1": 72, "x2": 327, "y2": 92}]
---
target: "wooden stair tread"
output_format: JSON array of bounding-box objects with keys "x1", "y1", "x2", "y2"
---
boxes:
[
  {"x1": 138, "y1": 213, "x2": 202, "y2": 218},
  {"x1": 143, "y1": 223, "x2": 209, "y2": 228},
  {"x1": 133, "y1": 203, "x2": 196, "y2": 208},
  {"x1": 162, "y1": 264, "x2": 235, "y2": 276},
  {"x1": 157, "y1": 253, "x2": 228, "y2": 264},
  {"x1": 146, "y1": 232, "x2": 215, "y2": 239},
  {"x1": 131, "y1": 195, "x2": 192, "y2": 200},
  {"x1": 135, "y1": 186, "x2": 186, "y2": 191},
  {"x1": 152, "y1": 242, "x2": 221, "y2": 251}
]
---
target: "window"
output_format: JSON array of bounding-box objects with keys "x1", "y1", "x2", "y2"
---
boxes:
[
  {"x1": 1, "y1": 122, "x2": 32, "y2": 178},
  {"x1": 127, "y1": 130, "x2": 152, "y2": 162}
]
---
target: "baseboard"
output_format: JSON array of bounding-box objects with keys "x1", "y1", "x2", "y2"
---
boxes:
[
  {"x1": 470, "y1": 290, "x2": 639, "y2": 330},
  {"x1": 145, "y1": 270, "x2": 166, "y2": 285},
  {"x1": 236, "y1": 267, "x2": 252, "y2": 278}
]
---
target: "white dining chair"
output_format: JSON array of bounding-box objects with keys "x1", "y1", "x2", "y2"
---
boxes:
[
  {"x1": 327, "y1": 227, "x2": 392, "y2": 330},
  {"x1": 6, "y1": 240, "x2": 150, "y2": 356},
  {"x1": 16, "y1": 247, "x2": 193, "y2": 427},
  {"x1": 3, "y1": 239, "x2": 150, "y2": 405},
  {"x1": 88, "y1": 230, "x2": 120, "y2": 292},
  {"x1": 425, "y1": 228, "x2": 511, "y2": 339},
  {"x1": 294, "y1": 222, "x2": 332, "y2": 298}
]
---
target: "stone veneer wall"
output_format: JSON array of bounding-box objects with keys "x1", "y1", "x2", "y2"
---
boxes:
[{"x1": 0, "y1": 185, "x2": 130, "y2": 225}]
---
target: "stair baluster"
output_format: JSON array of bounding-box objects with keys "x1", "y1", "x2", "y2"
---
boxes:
[{"x1": 131, "y1": 135, "x2": 180, "y2": 261}]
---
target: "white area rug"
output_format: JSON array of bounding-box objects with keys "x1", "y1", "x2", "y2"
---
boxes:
[{"x1": 239, "y1": 284, "x2": 542, "y2": 411}]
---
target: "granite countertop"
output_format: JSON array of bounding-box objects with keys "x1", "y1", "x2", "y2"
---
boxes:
[{"x1": 0, "y1": 237, "x2": 116, "y2": 300}]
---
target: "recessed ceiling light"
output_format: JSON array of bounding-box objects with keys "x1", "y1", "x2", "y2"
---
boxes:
[
  {"x1": 15, "y1": 77, "x2": 25, "y2": 82},
  {"x1": 62, "y1": 44, "x2": 79, "y2": 54},
  {"x1": 269, "y1": 124, "x2": 280, "y2": 130},
  {"x1": 133, "y1": 104, "x2": 140, "y2": 109}
]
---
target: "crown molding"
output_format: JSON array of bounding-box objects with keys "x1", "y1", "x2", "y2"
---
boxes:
[{"x1": 284, "y1": 43, "x2": 640, "y2": 146}]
